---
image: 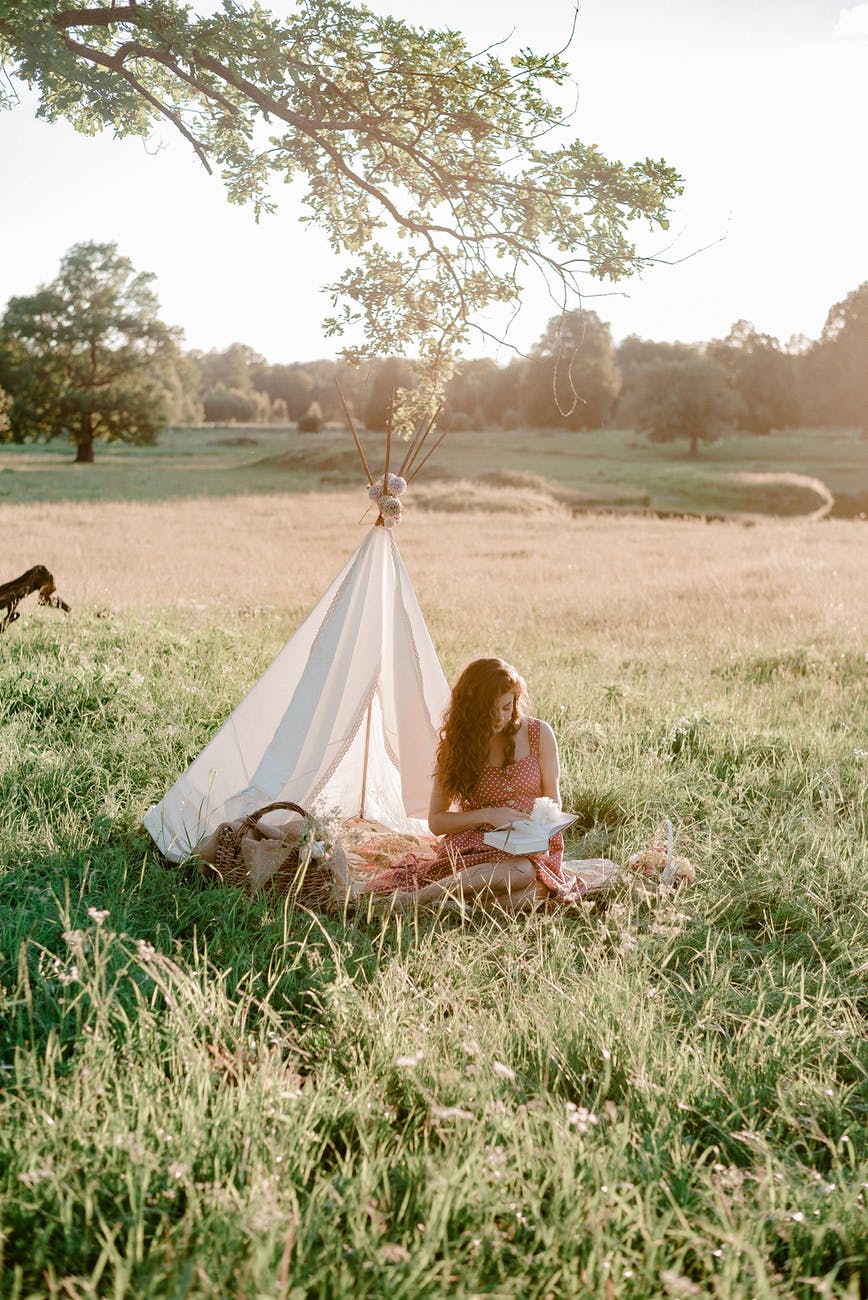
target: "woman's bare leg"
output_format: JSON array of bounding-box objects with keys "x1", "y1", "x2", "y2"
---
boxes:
[{"x1": 384, "y1": 858, "x2": 539, "y2": 909}]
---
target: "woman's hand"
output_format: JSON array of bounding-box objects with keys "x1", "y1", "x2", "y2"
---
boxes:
[{"x1": 481, "y1": 806, "x2": 521, "y2": 829}]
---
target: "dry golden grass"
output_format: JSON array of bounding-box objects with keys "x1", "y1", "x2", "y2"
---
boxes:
[{"x1": 3, "y1": 493, "x2": 866, "y2": 678}]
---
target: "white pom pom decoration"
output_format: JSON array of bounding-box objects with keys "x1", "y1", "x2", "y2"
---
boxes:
[{"x1": 378, "y1": 494, "x2": 403, "y2": 520}]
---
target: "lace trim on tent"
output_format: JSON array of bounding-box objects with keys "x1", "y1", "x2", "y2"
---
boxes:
[
  {"x1": 382, "y1": 715, "x2": 400, "y2": 771},
  {"x1": 307, "y1": 548, "x2": 364, "y2": 659},
  {"x1": 307, "y1": 679, "x2": 378, "y2": 810}
]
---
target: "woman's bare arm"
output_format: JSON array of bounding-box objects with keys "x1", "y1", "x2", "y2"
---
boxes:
[
  {"x1": 537, "y1": 720, "x2": 562, "y2": 805},
  {"x1": 428, "y1": 775, "x2": 517, "y2": 837}
]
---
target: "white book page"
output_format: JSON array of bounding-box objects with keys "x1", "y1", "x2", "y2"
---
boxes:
[{"x1": 483, "y1": 812, "x2": 578, "y2": 855}]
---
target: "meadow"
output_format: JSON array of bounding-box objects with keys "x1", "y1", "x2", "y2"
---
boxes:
[{"x1": 0, "y1": 427, "x2": 866, "y2": 1298}]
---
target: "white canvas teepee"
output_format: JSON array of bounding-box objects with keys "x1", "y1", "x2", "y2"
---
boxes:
[{"x1": 143, "y1": 524, "x2": 450, "y2": 862}]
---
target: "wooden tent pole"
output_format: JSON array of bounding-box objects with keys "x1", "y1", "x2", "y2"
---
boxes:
[
  {"x1": 335, "y1": 380, "x2": 374, "y2": 485},
  {"x1": 407, "y1": 427, "x2": 449, "y2": 482},
  {"x1": 401, "y1": 405, "x2": 442, "y2": 479},
  {"x1": 383, "y1": 391, "x2": 393, "y2": 484},
  {"x1": 359, "y1": 698, "x2": 374, "y2": 819}
]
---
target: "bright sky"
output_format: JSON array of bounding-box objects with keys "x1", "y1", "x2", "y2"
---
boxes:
[{"x1": 1, "y1": 0, "x2": 866, "y2": 363}]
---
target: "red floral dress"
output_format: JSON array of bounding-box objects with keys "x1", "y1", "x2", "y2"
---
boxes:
[{"x1": 366, "y1": 718, "x2": 586, "y2": 902}]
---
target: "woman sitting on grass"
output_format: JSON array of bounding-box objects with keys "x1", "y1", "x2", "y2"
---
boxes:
[{"x1": 367, "y1": 657, "x2": 586, "y2": 909}]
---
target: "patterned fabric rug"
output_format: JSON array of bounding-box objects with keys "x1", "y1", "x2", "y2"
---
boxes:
[{"x1": 340, "y1": 820, "x2": 621, "y2": 899}]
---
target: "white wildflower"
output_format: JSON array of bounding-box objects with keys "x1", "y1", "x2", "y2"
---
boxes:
[
  {"x1": 395, "y1": 1050, "x2": 424, "y2": 1068},
  {"x1": 530, "y1": 796, "x2": 561, "y2": 824},
  {"x1": 136, "y1": 940, "x2": 157, "y2": 963},
  {"x1": 566, "y1": 1102, "x2": 599, "y2": 1134},
  {"x1": 430, "y1": 1105, "x2": 475, "y2": 1121},
  {"x1": 492, "y1": 1060, "x2": 516, "y2": 1081},
  {"x1": 52, "y1": 959, "x2": 79, "y2": 985},
  {"x1": 87, "y1": 908, "x2": 110, "y2": 925},
  {"x1": 62, "y1": 930, "x2": 85, "y2": 948}
]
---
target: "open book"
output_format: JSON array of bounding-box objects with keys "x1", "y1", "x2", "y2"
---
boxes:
[{"x1": 483, "y1": 812, "x2": 578, "y2": 856}]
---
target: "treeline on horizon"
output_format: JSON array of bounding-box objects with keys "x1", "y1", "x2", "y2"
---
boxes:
[
  {"x1": 174, "y1": 287, "x2": 867, "y2": 443},
  {"x1": 1, "y1": 238, "x2": 865, "y2": 464}
]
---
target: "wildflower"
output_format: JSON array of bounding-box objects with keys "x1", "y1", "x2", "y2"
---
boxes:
[
  {"x1": 395, "y1": 1050, "x2": 424, "y2": 1068},
  {"x1": 566, "y1": 1102, "x2": 599, "y2": 1134},
  {"x1": 168, "y1": 1161, "x2": 189, "y2": 1180},
  {"x1": 492, "y1": 1060, "x2": 516, "y2": 1081},
  {"x1": 62, "y1": 930, "x2": 85, "y2": 948},
  {"x1": 379, "y1": 1243, "x2": 411, "y2": 1264},
  {"x1": 430, "y1": 1105, "x2": 474, "y2": 1121},
  {"x1": 530, "y1": 796, "x2": 561, "y2": 824},
  {"x1": 18, "y1": 1162, "x2": 53, "y2": 1188},
  {"x1": 52, "y1": 959, "x2": 79, "y2": 985},
  {"x1": 136, "y1": 940, "x2": 157, "y2": 963},
  {"x1": 87, "y1": 907, "x2": 110, "y2": 925}
]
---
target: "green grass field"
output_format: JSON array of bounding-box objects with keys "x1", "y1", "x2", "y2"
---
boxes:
[
  {"x1": 1, "y1": 423, "x2": 866, "y2": 517},
  {"x1": 1, "y1": 433, "x2": 866, "y2": 1297}
]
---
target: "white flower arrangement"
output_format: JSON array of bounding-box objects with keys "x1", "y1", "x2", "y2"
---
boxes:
[
  {"x1": 626, "y1": 847, "x2": 696, "y2": 884},
  {"x1": 296, "y1": 808, "x2": 338, "y2": 869},
  {"x1": 530, "y1": 796, "x2": 562, "y2": 824}
]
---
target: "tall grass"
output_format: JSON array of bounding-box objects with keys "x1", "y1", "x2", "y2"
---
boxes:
[{"x1": 1, "y1": 502, "x2": 866, "y2": 1297}]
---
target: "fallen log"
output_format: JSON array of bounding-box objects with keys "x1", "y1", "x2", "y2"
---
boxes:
[{"x1": 0, "y1": 565, "x2": 71, "y2": 633}]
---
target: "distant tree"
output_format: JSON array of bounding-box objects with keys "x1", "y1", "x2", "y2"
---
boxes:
[
  {"x1": 810, "y1": 283, "x2": 868, "y2": 432},
  {"x1": 618, "y1": 355, "x2": 744, "y2": 457},
  {"x1": 615, "y1": 335, "x2": 698, "y2": 376},
  {"x1": 707, "y1": 320, "x2": 797, "y2": 434},
  {"x1": 269, "y1": 397, "x2": 289, "y2": 424},
  {"x1": 160, "y1": 349, "x2": 204, "y2": 425},
  {"x1": 443, "y1": 358, "x2": 501, "y2": 430},
  {"x1": 201, "y1": 385, "x2": 258, "y2": 424},
  {"x1": 615, "y1": 336, "x2": 700, "y2": 426},
  {"x1": 0, "y1": 2, "x2": 681, "y2": 429},
  {"x1": 297, "y1": 400, "x2": 324, "y2": 433},
  {"x1": 523, "y1": 311, "x2": 620, "y2": 429},
  {"x1": 193, "y1": 343, "x2": 262, "y2": 395},
  {"x1": 0, "y1": 241, "x2": 179, "y2": 462},
  {"x1": 250, "y1": 362, "x2": 315, "y2": 420},
  {"x1": 363, "y1": 358, "x2": 416, "y2": 431}
]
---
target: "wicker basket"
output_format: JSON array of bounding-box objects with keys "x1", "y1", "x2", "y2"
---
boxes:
[{"x1": 200, "y1": 801, "x2": 338, "y2": 908}]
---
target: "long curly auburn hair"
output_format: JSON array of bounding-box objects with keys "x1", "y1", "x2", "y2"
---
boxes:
[{"x1": 434, "y1": 658, "x2": 528, "y2": 804}]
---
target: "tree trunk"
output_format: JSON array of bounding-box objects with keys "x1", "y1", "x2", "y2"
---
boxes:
[
  {"x1": 688, "y1": 434, "x2": 699, "y2": 458},
  {"x1": 74, "y1": 414, "x2": 94, "y2": 463}
]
